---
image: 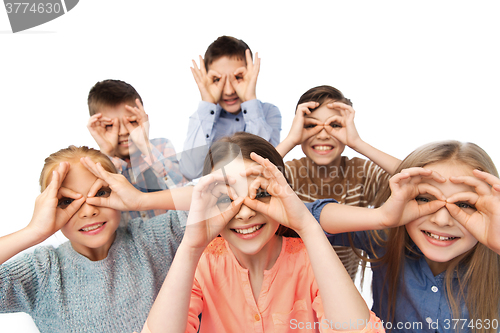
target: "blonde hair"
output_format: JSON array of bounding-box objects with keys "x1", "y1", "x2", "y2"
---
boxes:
[
  {"x1": 369, "y1": 141, "x2": 499, "y2": 333},
  {"x1": 39, "y1": 146, "x2": 117, "y2": 191}
]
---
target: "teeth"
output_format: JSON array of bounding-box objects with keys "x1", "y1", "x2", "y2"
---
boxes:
[
  {"x1": 234, "y1": 225, "x2": 262, "y2": 235},
  {"x1": 120, "y1": 141, "x2": 129, "y2": 145},
  {"x1": 81, "y1": 223, "x2": 104, "y2": 232},
  {"x1": 313, "y1": 146, "x2": 332, "y2": 151},
  {"x1": 424, "y1": 231, "x2": 456, "y2": 241}
]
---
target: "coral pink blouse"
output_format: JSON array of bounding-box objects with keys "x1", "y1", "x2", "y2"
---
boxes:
[{"x1": 138, "y1": 237, "x2": 384, "y2": 332}]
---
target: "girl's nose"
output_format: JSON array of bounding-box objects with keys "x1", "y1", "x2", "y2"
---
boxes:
[
  {"x1": 234, "y1": 203, "x2": 256, "y2": 222},
  {"x1": 429, "y1": 206, "x2": 454, "y2": 227},
  {"x1": 78, "y1": 202, "x2": 100, "y2": 218}
]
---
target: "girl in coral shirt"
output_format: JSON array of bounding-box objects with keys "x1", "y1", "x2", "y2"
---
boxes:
[{"x1": 136, "y1": 132, "x2": 384, "y2": 333}]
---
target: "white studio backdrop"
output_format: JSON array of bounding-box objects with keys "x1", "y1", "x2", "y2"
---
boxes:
[{"x1": 1, "y1": 1, "x2": 499, "y2": 331}]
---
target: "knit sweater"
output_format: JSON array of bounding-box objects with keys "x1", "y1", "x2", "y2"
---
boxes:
[{"x1": 0, "y1": 210, "x2": 187, "y2": 333}]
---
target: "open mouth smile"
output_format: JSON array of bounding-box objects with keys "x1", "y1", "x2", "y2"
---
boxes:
[
  {"x1": 422, "y1": 230, "x2": 458, "y2": 241},
  {"x1": 233, "y1": 224, "x2": 263, "y2": 235},
  {"x1": 231, "y1": 224, "x2": 265, "y2": 239},
  {"x1": 79, "y1": 222, "x2": 107, "y2": 233},
  {"x1": 312, "y1": 145, "x2": 333, "y2": 151}
]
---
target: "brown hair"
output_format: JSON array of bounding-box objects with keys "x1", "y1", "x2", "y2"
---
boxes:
[
  {"x1": 40, "y1": 146, "x2": 117, "y2": 191},
  {"x1": 202, "y1": 132, "x2": 297, "y2": 237},
  {"x1": 296, "y1": 85, "x2": 352, "y2": 111},
  {"x1": 370, "y1": 141, "x2": 500, "y2": 332},
  {"x1": 204, "y1": 36, "x2": 252, "y2": 70},
  {"x1": 87, "y1": 79, "x2": 143, "y2": 116}
]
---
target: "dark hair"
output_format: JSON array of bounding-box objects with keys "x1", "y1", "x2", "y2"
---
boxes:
[
  {"x1": 296, "y1": 85, "x2": 352, "y2": 111},
  {"x1": 204, "y1": 36, "x2": 252, "y2": 70},
  {"x1": 87, "y1": 79, "x2": 143, "y2": 116},
  {"x1": 202, "y1": 132, "x2": 297, "y2": 237}
]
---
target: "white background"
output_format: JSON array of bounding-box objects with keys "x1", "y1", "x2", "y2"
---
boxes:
[{"x1": 1, "y1": 1, "x2": 499, "y2": 331}]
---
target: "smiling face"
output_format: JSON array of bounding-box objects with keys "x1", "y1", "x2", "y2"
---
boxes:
[
  {"x1": 300, "y1": 102, "x2": 346, "y2": 167},
  {"x1": 98, "y1": 102, "x2": 140, "y2": 159},
  {"x1": 213, "y1": 158, "x2": 281, "y2": 262},
  {"x1": 59, "y1": 162, "x2": 121, "y2": 261},
  {"x1": 405, "y1": 161, "x2": 479, "y2": 274},
  {"x1": 208, "y1": 56, "x2": 246, "y2": 114}
]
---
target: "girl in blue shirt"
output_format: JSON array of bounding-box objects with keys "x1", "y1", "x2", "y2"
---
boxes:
[{"x1": 309, "y1": 140, "x2": 500, "y2": 333}]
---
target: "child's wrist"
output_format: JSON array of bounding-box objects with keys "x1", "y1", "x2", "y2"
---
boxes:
[
  {"x1": 179, "y1": 239, "x2": 206, "y2": 258},
  {"x1": 23, "y1": 225, "x2": 50, "y2": 245},
  {"x1": 243, "y1": 95, "x2": 257, "y2": 102},
  {"x1": 350, "y1": 138, "x2": 368, "y2": 153},
  {"x1": 294, "y1": 217, "x2": 323, "y2": 240}
]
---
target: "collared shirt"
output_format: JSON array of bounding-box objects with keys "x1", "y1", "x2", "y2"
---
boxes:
[
  {"x1": 306, "y1": 199, "x2": 474, "y2": 333},
  {"x1": 285, "y1": 156, "x2": 390, "y2": 281},
  {"x1": 180, "y1": 237, "x2": 384, "y2": 333},
  {"x1": 179, "y1": 99, "x2": 281, "y2": 180},
  {"x1": 110, "y1": 137, "x2": 187, "y2": 221}
]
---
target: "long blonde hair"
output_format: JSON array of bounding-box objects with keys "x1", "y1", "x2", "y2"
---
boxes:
[
  {"x1": 39, "y1": 146, "x2": 116, "y2": 191},
  {"x1": 371, "y1": 141, "x2": 500, "y2": 333}
]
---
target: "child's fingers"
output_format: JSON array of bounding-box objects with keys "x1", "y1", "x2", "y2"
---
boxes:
[
  {"x1": 134, "y1": 98, "x2": 146, "y2": 114},
  {"x1": 253, "y1": 53, "x2": 261, "y2": 75},
  {"x1": 198, "y1": 55, "x2": 207, "y2": 74},
  {"x1": 240, "y1": 164, "x2": 264, "y2": 178},
  {"x1": 389, "y1": 170, "x2": 413, "y2": 187},
  {"x1": 417, "y1": 183, "x2": 447, "y2": 201},
  {"x1": 445, "y1": 202, "x2": 472, "y2": 227},
  {"x1": 324, "y1": 115, "x2": 344, "y2": 127},
  {"x1": 55, "y1": 162, "x2": 71, "y2": 182},
  {"x1": 248, "y1": 177, "x2": 270, "y2": 199},
  {"x1": 418, "y1": 199, "x2": 446, "y2": 217},
  {"x1": 228, "y1": 73, "x2": 241, "y2": 89},
  {"x1": 124, "y1": 104, "x2": 141, "y2": 117},
  {"x1": 87, "y1": 178, "x2": 110, "y2": 198},
  {"x1": 85, "y1": 195, "x2": 111, "y2": 209},
  {"x1": 46, "y1": 163, "x2": 70, "y2": 195},
  {"x1": 58, "y1": 187, "x2": 83, "y2": 200},
  {"x1": 80, "y1": 157, "x2": 102, "y2": 179},
  {"x1": 218, "y1": 197, "x2": 244, "y2": 221},
  {"x1": 473, "y1": 169, "x2": 500, "y2": 187},
  {"x1": 446, "y1": 191, "x2": 479, "y2": 206},
  {"x1": 61, "y1": 197, "x2": 85, "y2": 218},
  {"x1": 125, "y1": 105, "x2": 148, "y2": 123},
  {"x1": 242, "y1": 196, "x2": 268, "y2": 214},
  {"x1": 191, "y1": 58, "x2": 200, "y2": 71},
  {"x1": 45, "y1": 170, "x2": 62, "y2": 198},
  {"x1": 304, "y1": 124, "x2": 325, "y2": 139},
  {"x1": 190, "y1": 66, "x2": 203, "y2": 85},
  {"x1": 250, "y1": 152, "x2": 289, "y2": 189},
  {"x1": 216, "y1": 74, "x2": 226, "y2": 91},
  {"x1": 233, "y1": 66, "x2": 247, "y2": 77},
  {"x1": 245, "y1": 49, "x2": 254, "y2": 69},
  {"x1": 400, "y1": 167, "x2": 445, "y2": 183},
  {"x1": 196, "y1": 173, "x2": 235, "y2": 194},
  {"x1": 296, "y1": 105, "x2": 312, "y2": 116},
  {"x1": 296, "y1": 101, "x2": 319, "y2": 114},
  {"x1": 87, "y1": 114, "x2": 102, "y2": 127},
  {"x1": 108, "y1": 118, "x2": 119, "y2": 135},
  {"x1": 450, "y1": 174, "x2": 495, "y2": 196},
  {"x1": 328, "y1": 101, "x2": 353, "y2": 111},
  {"x1": 85, "y1": 160, "x2": 115, "y2": 188}
]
